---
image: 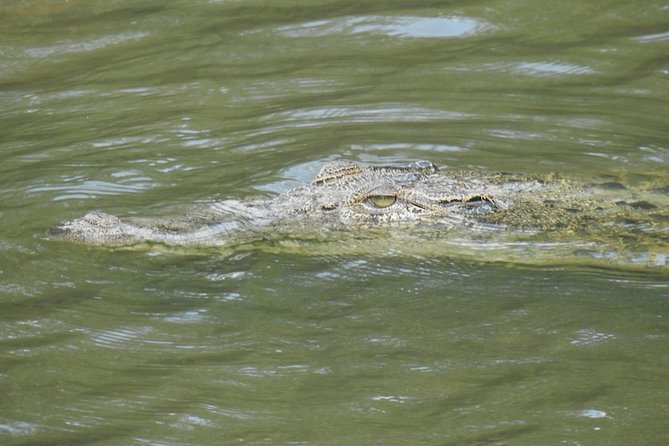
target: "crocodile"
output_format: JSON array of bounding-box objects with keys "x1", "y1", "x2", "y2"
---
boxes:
[{"x1": 49, "y1": 159, "x2": 668, "y2": 267}]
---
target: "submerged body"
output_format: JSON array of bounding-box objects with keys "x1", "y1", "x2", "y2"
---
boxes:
[{"x1": 50, "y1": 160, "x2": 668, "y2": 267}]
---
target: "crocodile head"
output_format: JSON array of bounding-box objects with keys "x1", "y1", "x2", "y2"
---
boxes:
[
  {"x1": 276, "y1": 160, "x2": 499, "y2": 226},
  {"x1": 48, "y1": 160, "x2": 503, "y2": 247},
  {"x1": 48, "y1": 211, "x2": 153, "y2": 245}
]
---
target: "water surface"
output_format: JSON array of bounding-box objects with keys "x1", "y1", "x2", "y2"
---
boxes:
[{"x1": 1, "y1": 0, "x2": 668, "y2": 444}]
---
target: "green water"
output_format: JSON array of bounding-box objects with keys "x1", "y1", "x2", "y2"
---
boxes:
[{"x1": 1, "y1": 0, "x2": 668, "y2": 444}]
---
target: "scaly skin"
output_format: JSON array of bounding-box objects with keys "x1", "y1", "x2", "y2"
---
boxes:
[{"x1": 49, "y1": 160, "x2": 668, "y2": 266}]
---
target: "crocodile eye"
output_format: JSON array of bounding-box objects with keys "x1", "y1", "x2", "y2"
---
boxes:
[{"x1": 366, "y1": 195, "x2": 397, "y2": 208}]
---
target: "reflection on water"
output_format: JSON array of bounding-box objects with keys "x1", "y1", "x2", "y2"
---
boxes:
[
  {"x1": 28, "y1": 176, "x2": 157, "y2": 201},
  {"x1": 273, "y1": 104, "x2": 470, "y2": 126},
  {"x1": 1, "y1": 0, "x2": 668, "y2": 445},
  {"x1": 24, "y1": 32, "x2": 151, "y2": 58},
  {"x1": 352, "y1": 143, "x2": 466, "y2": 153},
  {"x1": 514, "y1": 61, "x2": 594, "y2": 76},
  {"x1": 279, "y1": 15, "x2": 496, "y2": 38},
  {"x1": 632, "y1": 30, "x2": 669, "y2": 43}
]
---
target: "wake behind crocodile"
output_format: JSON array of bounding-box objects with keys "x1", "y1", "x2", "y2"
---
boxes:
[{"x1": 49, "y1": 160, "x2": 669, "y2": 269}]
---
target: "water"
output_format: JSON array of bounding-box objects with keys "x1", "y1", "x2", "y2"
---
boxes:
[{"x1": 1, "y1": 0, "x2": 668, "y2": 444}]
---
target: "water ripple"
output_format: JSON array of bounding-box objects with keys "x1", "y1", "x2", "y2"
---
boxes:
[
  {"x1": 0, "y1": 420, "x2": 38, "y2": 436},
  {"x1": 24, "y1": 32, "x2": 150, "y2": 58},
  {"x1": 568, "y1": 329, "x2": 617, "y2": 347},
  {"x1": 632, "y1": 30, "x2": 669, "y2": 43},
  {"x1": 91, "y1": 326, "x2": 153, "y2": 349},
  {"x1": 514, "y1": 62, "x2": 594, "y2": 76},
  {"x1": 267, "y1": 105, "x2": 470, "y2": 128},
  {"x1": 279, "y1": 15, "x2": 496, "y2": 39},
  {"x1": 351, "y1": 143, "x2": 466, "y2": 153},
  {"x1": 30, "y1": 176, "x2": 157, "y2": 201}
]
